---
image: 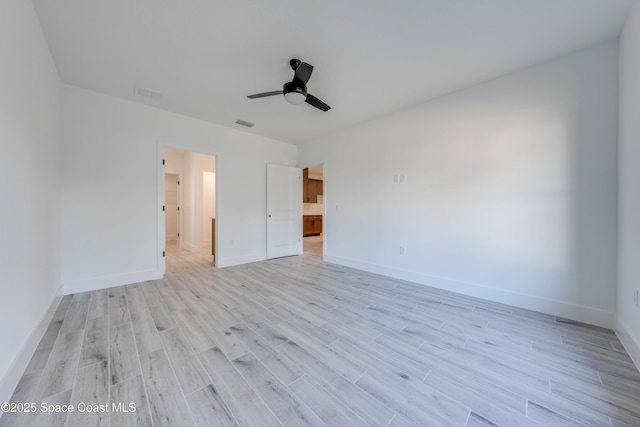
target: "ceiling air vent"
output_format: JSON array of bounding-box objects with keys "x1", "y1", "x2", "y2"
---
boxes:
[
  {"x1": 235, "y1": 119, "x2": 255, "y2": 128},
  {"x1": 133, "y1": 85, "x2": 162, "y2": 101}
]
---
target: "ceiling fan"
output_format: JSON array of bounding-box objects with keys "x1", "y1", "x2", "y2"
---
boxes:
[{"x1": 247, "y1": 59, "x2": 331, "y2": 111}]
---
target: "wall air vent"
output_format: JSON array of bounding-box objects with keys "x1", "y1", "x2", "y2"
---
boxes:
[
  {"x1": 133, "y1": 85, "x2": 162, "y2": 101},
  {"x1": 235, "y1": 119, "x2": 255, "y2": 128}
]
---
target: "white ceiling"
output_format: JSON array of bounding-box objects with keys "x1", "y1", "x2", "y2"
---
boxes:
[{"x1": 33, "y1": 0, "x2": 634, "y2": 145}]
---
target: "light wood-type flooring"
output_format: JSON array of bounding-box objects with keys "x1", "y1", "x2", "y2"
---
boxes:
[{"x1": 1, "y1": 243, "x2": 639, "y2": 426}]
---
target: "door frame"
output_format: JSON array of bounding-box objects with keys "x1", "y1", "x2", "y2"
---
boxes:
[
  {"x1": 266, "y1": 164, "x2": 303, "y2": 259},
  {"x1": 164, "y1": 172, "x2": 183, "y2": 246},
  {"x1": 157, "y1": 142, "x2": 219, "y2": 274},
  {"x1": 299, "y1": 160, "x2": 326, "y2": 259}
]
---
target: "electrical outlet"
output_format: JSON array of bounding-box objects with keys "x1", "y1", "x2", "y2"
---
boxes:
[
  {"x1": 393, "y1": 174, "x2": 399, "y2": 183},
  {"x1": 399, "y1": 246, "x2": 406, "y2": 255},
  {"x1": 399, "y1": 173, "x2": 406, "y2": 183}
]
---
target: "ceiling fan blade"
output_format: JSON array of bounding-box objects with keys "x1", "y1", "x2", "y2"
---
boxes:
[
  {"x1": 306, "y1": 94, "x2": 330, "y2": 111},
  {"x1": 247, "y1": 91, "x2": 283, "y2": 99},
  {"x1": 293, "y1": 62, "x2": 313, "y2": 85}
]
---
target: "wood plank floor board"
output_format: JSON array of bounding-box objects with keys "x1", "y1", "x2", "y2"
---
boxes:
[
  {"x1": 0, "y1": 370, "x2": 42, "y2": 427},
  {"x1": 279, "y1": 340, "x2": 395, "y2": 427},
  {"x1": 109, "y1": 323, "x2": 140, "y2": 385},
  {"x1": 231, "y1": 352, "x2": 326, "y2": 427},
  {"x1": 24, "y1": 389, "x2": 72, "y2": 427},
  {"x1": 159, "y1": 327, "x2": 210, "y2": 395},
  {"x1": 288, "y1": 375, "x2": 370, "y2": 427},
  {"x1": 240, "y1": 313, "x2": 290, "y2": 347},
  {"x1": 355, "y1": 370, "x2": 470, "y2": 427},
  {"x1": 549, "y1": 379, "x2": 640, "y2": 426},
  {"x1": 4, "y1": 244, "x2": 639, "y2": 427},
  {"x1": 185, "y1": 384, "x2": 237, "y2": 427},
  {"x1": 464, "y1": 338, "x2": 604, "y2": 388},
  {"x1": 58, "y1": 300, "x2": 89, "y2": 335},
  {"x1": 130, "y1": 309, "x2": 163, "y2": 355},
  {"x1": 331, "y1": 333, "x2": 431, "y2": 380},
  {"x1": 158, "y1": 286, "x2": 187, "y2": 312},
  {"x1": 232, "y1": 298, "x2": 282, "y2": 326},
  {"x1": 464, "y1": 412, "x2": 500, "y2": 427},
  {"x1": 172, "y1": 308, "x2": 217, "y2": 353},
  {"x1": 88, "y1": 289, "x2": 109, "y2": 320},
  {"x1": 123, "y1": 287, "x2": 148, "y2": 315},
  {"x1": 66, "y1": 360, "x2": 109, "y2": 427},
  {"x1": 418, "y1": 336, "x2": 551, "y2": 393},
  {"x1": 423, "y1": 369, "x2": 538, "y2": 427},
  {"x1": 197, "y1": 346, "x2": 282, "y2": 427},
  {"x1": 110, "y1": 375, "x2": 154, "y2": 427},
  {"x1": 388, "y1": 415, "x2": 415, "y2": 427},
  {"x1": 140, "y1": 349, "x2": 195, "y2": 427},
  {"x1": 24, "y1": 320, "x2": 63, "y2": 374},
  {"x1": 560, "y1": 336, "x2": 637, "y2": 364},
  {"x1": 34, "y1": 329, "x2": 83, "y2": 399},
  {"x1": 195, "y1": 312, "x2": 249, "y2": 361},
  {"x1": 79, "y1": 316, "x2": 108, "y2": 368},
  {"x1": 175, "y1": 289, "x2": 208, "y2": 315},
  {"x1": 139, "y1": 284, "x2": 166, "y2": 310},
  {"x1": 269, "y1": 305, "x2": 338, "y2": 345},
  {"x1": 531, "y1": 340, "x2": 640, "y2": 382},
  {"x1": 230, "y1": 322, "x2": 304, "y2": 385},
  {"x1": 526, "y1": 400, "x2": 590, "y2": 427},
  {"x1": 148, "y1": 304, "x2": 177, "y2": 332},
  {"x1": 276, "y1": 321, "x2": 364, "y2": 383},
  {"x1": 205, "y1": 303, "x2": 244, "y2": 329},
  {"x1": 51, "y1": 295, "x2": 73, "y2": 322}
]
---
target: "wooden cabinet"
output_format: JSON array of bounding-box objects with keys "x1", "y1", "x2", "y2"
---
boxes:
[
  {"x1": 303, "y1": 168, "x2": 309, "y2": 202},
  {"x1": 302, "y1": 168, "x2": 323, "y2": 203},
  {"x1": 303, "y1": 215, "x2": 322, "y2": 236}
]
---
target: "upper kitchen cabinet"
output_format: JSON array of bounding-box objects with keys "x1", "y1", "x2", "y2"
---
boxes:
[{"x1": 302, "y1": 168, "x2": 323, "y2": 203}]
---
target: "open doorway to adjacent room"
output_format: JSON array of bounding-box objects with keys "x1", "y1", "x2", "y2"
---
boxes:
[
  {"x1": 163, "y1": 147, "x2": 217, "y2": 273},
  {"x1": 302, "y1": 163, "x2": 324, "y2": 259}
]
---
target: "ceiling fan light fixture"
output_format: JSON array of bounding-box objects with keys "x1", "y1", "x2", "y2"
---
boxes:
[{"x1": 283, "y1": 82, "x2": 307, "y2": 105}]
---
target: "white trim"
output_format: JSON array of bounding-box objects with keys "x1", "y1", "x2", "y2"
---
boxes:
[
  {"x1": 324, "y1": 255, "x2": 615, "y2": 329},
  {"x1": 615, "y1": 315, "x2": 640, "y2": 372},
  {"x1": 217, "y1": 254, "x2": 265, "y2": 268},
  {"x1": 0, "y1": 284, "x2": 63, "y2": 403},
  {"x1": 63, "y1": 269, "x2": 162, "y2": 295},
  {"x1": 157, "y1": 142, "x2": 166, "y2": 275}
]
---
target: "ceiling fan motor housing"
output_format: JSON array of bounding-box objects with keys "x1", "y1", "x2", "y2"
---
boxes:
[{"x1": 283, "y1": 81, "x2": 307, "y2": 104}]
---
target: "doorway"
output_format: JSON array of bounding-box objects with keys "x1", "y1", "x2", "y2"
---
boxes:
[
  {"x1": 163, "y1": 148, "x2": 217, "y2": 273},
  {"x1": 165, "y1": 173, "x2": 180, "y2": 243},
  {"x1": 302, "y1": 163, "x2": 324, "y2": 259}
]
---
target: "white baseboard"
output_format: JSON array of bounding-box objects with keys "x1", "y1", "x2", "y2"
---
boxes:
[
  {"x1": 324, "y1": 255, "x2": 614, "y2": 329},
  {"x1": 0, "y1": 284, "x2": 63, "y2": 403},
  {"x1": 217, "y1": 253, "x2": 266, "y2": 268},
  {"x1": 615, "y1": 316, "x2": 640, "y2": 372},
  {"x1": 63, "y1": 269, "x2": 163, "y2": 295}
]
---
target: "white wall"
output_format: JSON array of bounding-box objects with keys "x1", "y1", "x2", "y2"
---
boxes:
[
  {"x1": 203, "y1": 172, "x2": 216, "y2": 244},
  {"x1": 164, "y1": 148, "x2": 185, "y2": 175},
  {"x1": 0, "y1": 0, "x2": 62, "y2": 402},
  {"x1": 617, "y1": 2, "x2": 640, "y2": 368},
  {"x1": 61, "y1": 85, "x2": 296, "y2": 293},
  {"x1": 182, "y1": 152, "x2": 215, "y2": 250},
  {"x1": 299, "y1": 40, "x2": 619, "y2": 328}
]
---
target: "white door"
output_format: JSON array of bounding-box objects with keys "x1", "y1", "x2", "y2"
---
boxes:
[
  {"x1": 165, "y1": 174, "x2": 179, "y2": 242},
  {"x1": 267, "y1": 164, "x2": 302, "y2": 259}
]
